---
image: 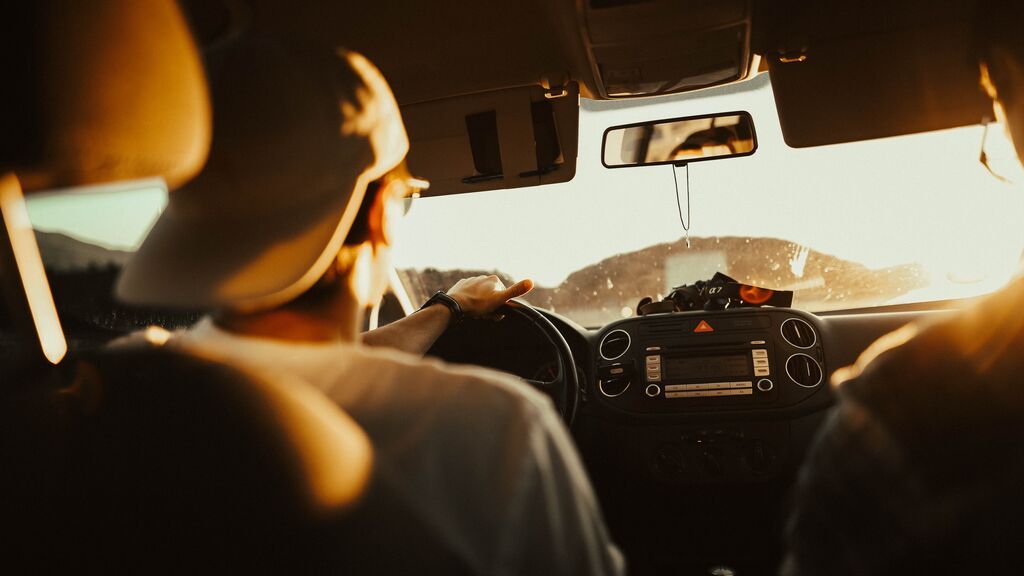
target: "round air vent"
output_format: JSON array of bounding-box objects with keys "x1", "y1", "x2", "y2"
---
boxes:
[
  {"x1": 598, "y1": 378, "x2": 631, "y2": 398},
  {"x1": 786, "y1": 353, "x2": 823, "y2": 388},
  {"x1": 599, "y1": 329, "x2": 631, "y2": 360},
  {"x1": 781, "y1": 318, "x2": 817, "y2": 348}
]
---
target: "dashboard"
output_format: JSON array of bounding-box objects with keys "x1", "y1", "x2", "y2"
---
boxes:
[
  {"x1": 594, "y1": 309, "x2": 826, "y2": 415},
  {"x1": 587, "y1": 308, "x2": 829, "y2": 489},
  {"x1": 428, "y1": 302, "x2": 953, "y2": 574}
]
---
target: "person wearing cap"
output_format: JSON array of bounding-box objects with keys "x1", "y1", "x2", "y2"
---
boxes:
[
  {"x1": 116, "y1": 34, "x2": 623, "y2": 576},
  {"x1": 781, "y1": 3, "x2": 1024, "y2": 575}
]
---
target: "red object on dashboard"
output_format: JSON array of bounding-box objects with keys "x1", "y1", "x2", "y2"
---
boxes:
[{"x1": 739, "y1": 285, "x2": 774, "y2": 305}]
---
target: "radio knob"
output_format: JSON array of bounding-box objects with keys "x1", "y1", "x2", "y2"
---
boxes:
[
  {"x1": 645, "y1": 383, "x2": 661, "y2": 397},
  {"x1": 756, "y1": 378, "x2": 774, "y2": 392}
]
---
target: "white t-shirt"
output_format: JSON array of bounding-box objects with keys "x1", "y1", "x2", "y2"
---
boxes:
[{"x1": 167, "y1": 318, "x2": 623, "y2": 576}]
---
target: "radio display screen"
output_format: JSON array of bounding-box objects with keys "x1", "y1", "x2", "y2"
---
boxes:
[{"x1": 664, "y1": 355, "x2": 749, "y2": 380}]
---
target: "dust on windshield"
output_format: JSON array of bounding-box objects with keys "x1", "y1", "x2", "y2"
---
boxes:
[{"x1": 392, "y1": 73, "x2": 1024, "y2": 327}]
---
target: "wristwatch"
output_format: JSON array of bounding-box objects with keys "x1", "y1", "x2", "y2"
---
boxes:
[{"x1": 419, "y1": 291, "x2": 465, "y2": 326}]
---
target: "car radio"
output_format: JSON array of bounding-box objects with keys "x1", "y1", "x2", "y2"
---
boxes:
[
  {"x1": 595, "y1": 309, "x2": 825, "y2": 414},
  {"x1": 647, "y1": 340, "x2": 773, "y2": 398}
]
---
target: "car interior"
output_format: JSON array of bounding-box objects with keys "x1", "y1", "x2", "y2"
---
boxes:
[{"x1": 2, "y1": 0, "x2": 1019, "y2": 574}]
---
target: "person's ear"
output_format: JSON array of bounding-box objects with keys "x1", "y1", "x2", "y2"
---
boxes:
[{"x1": 364, "y1": 186, "x2": 392, "y2": 251}]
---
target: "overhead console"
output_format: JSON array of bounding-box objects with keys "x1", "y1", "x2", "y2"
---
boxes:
[
  {"x1": 594, "y1": 308, "x2": 826, "y2": 415},
  {"x1": 578, "y1": 0, "x2": 753, "y2": 98}
]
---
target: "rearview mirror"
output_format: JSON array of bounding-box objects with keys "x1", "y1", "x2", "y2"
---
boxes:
[{"x1": 602, "y1": 111, "x2": 757, "y2": 168}]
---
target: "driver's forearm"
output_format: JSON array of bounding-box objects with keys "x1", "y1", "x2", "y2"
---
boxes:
[{"x1": 360, "y1": 304, "x2": 452, "y2": 355}]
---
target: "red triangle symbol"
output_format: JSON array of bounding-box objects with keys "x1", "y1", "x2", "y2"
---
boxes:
[{"x1": 694, "y1": 320, "x2": 714, "y2": 333}]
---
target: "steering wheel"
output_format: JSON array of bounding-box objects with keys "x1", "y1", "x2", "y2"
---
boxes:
[
  {"x1": 501, "y1": 299, "x2": 580, "y2": 425},
  {"x1": 427, "y1": 299, "x2": 580, "y2": 425}
]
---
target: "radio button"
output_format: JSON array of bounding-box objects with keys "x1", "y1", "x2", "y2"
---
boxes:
[
  {"x1": 646, "y1": 355, "x2": 661, "y2": 365},
  {"x1": 707, "y1": 389, "x2": 753, "y2": 397},
  {"x1": 645, "y1": 384, "x2": 661, "y2": 397},
  {"x1": 757, "y1": 379, "x2": 774, "y2": 392},
  {"x1": 646, "y1": 373, "x2": 662, "y2": 382},
  {"x1": 753, "y1": 358, "x2": 770, "y2": 368},
  {"x1": 609, "y1": 367, "x2": 625, "y2": 375},
  {"x1": 666, "y1": 391, "x2": 708, "y2": 398},
  {"x1": 752, "y1": 349, "x2": 768, "y2": 358},
  {"x1": 666, "y1": 383, "x2": 704, "y2": 391},
  {"x1": 751, "y1": 340, "x2": 766, "y2": 345},
  {"x1": 729, "y1": 381, "x2": 753, "y2": 388},
  {"x1": 754, "y1": 367, "x2": 770, "y2": 376}
]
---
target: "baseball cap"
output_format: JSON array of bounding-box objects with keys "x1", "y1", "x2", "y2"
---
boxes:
[{"x1": 117, "y1": 33, "x2": 408, "y2": 311}]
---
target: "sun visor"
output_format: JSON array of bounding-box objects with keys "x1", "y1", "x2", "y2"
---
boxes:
[
  {"x1": 767, "y1": 20, "x2": 990, "y2": 148},
  {"x1": 402, "y1": 83, "x2": 579, "y2": 196}
]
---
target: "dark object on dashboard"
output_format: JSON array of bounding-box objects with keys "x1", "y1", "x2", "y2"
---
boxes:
[{"x1": 637, "y1": 273, "x2": 793, "y2": 315}]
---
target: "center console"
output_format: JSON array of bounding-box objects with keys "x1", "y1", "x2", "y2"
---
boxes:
[
  {"x1": 595, "y1": 308, "x2": 826, "y2": 414},
  {"x1": 589, "y1": 308, "x2": 829, "y2": 485}
]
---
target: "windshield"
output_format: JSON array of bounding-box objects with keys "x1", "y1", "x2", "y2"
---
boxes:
[{"x1": 393, "y1": 73, "x2": 1024, "y2": 327}]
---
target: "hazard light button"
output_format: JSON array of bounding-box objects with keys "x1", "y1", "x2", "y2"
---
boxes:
[{"x1": 694, "y1": 320, "x2": 714, "y2": 333}]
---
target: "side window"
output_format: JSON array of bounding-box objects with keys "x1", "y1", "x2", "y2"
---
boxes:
[{"x1": 26, "y1": 181, "x2": 201, "y2": 351}]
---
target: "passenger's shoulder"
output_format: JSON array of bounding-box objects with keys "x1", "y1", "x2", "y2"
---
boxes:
[{"x1": 837, "y1": 277, "x2": 1024, "y2": 426}]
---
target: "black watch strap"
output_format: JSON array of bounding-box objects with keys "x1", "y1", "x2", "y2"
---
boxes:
[{"x1": 419, "y1": 291, "x2": 465, "y2": 326}]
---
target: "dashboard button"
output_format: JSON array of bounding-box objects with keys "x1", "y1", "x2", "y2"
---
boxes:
[
  {"x1": 707, "y1": 388, "x2": 752, "y2": 397},
  {"x1": 751, "y1": 349, "x2": 768, "y2": 358},
  {"x1": 754, "y1": 367, "x2": 770, "y2": 376},
  {"x1": 666, "y1": 390, "x2": 709, "y2": 398},
  {"x1": 757, "y1": 379, "x2": 774, "y2": 392},
  {"x1": 645, "y1": 384, "x2": 661, "y2": 397},
  {"x1": 753, "y1": 358, "x2": 770, "y2": 367}
]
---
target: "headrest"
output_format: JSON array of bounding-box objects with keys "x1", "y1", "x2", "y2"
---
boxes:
[
  {"x1": 1, "y1": 0, "x2": 210, "y2": 193},
  {"x1": 0, "y1": 343, "x2": 373, "y2": 570}
]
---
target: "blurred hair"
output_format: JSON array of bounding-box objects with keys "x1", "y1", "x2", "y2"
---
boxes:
[{"x1": 976, "y1": 0, "x2": 1024, "y2": 90}]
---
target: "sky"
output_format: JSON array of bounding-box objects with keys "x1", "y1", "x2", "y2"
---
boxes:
[{"x1": 25, "y1": 72, "x2": 1024, "y2": 306}]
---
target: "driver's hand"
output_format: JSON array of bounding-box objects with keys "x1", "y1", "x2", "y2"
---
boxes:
[{"x1": 447, "y1": 275, "x2": 534, "y2": 320}]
